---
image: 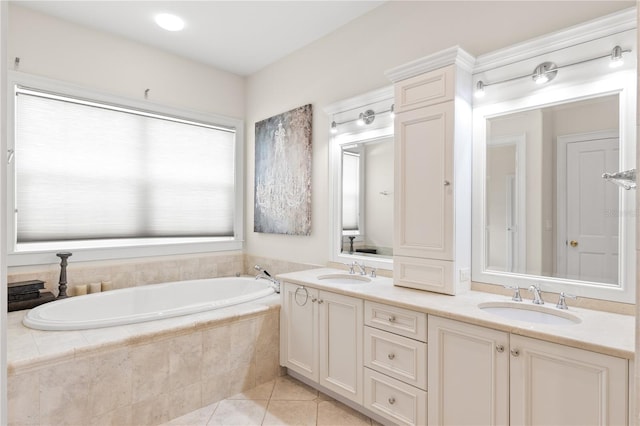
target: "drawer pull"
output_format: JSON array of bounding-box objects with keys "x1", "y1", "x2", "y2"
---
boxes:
[
  {"x1": 388, "y1": 397, "x2": 396, "y2": 405},
  {"x1": 388, "y1": 353, "x2": 395, "y2": 360},
  {"x1": 388, "y1": 315, "x2": 396, "y2": 323}
]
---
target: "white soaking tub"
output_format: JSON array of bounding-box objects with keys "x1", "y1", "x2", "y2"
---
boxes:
[{"x1": 23, "y1": 276, "x2": 276, "y2": 331}]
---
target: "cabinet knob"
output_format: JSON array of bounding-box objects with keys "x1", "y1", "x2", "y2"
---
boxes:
[
  {"x1": 311, "y1": 297, "x2": 317, "y2": 303},
  {"x1": 388, "y1": 353, "x2": 395, "y2": 360},
  {"x1": 444, "y1": 180, "x2": 451, "y2": 186},
  {"x1": 318, "y1": 299, "x2": 324, "y2": 304},
  {"x1": 496, "y1": 345, "x2": 505, "y2": 353},
  {"x1": 510, "y1": 349, "x2": 520, "y2": 357},
  {"x1": 388, "y1": 397, "x2": 396, "y2": 405},
  {"x1": 388, "y1": 315, "x2": 396, "y2": 323}
]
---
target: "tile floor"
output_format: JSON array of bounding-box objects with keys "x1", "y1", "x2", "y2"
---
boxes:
[{"x1": 163, "y1": 375, "x2": 381, "y2": 426}]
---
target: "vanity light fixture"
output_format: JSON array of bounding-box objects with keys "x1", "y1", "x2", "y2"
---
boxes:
[
  {"x1": 155, "y1": 13, "x2": 185, "y2": 32},
  {"x1": 610, "y1": 45, "x2": 624, "y2": 68},
  {"x1": 475, "y1": 46, "x2": 630, "y2": 97},
  {"x1": 532, "y1": 62, "x2": 557, "y2": 85},
  {"x1": 329, "y1": 105, "x2": 393, "y2": 133}
]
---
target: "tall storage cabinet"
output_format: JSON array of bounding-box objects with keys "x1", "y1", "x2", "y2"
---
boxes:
[{"x1": 386, "y1": 47, "x2": 475, "y2": 295}]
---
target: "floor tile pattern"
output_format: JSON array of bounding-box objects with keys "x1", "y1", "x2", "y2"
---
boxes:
[{"x1": 163, "y1": 375, "x2": 379, "y2": 426}]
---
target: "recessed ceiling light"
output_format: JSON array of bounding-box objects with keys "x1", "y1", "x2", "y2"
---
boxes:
[{"x1": 155, "y1": 13, "x2": 185, "y2": 32}]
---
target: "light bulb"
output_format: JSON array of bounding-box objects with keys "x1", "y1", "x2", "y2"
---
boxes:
[
  {"x1": 155, "y1": 13, "x2": 185, "y2": 32},
  {"x1": 330, "y1": 121, "x2": 338, "y2": 134},
  {"x1": 610, "y1": 46, "x2": 624, "y2": 68}
]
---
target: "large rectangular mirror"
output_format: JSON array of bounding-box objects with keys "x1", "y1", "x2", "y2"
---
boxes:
[
  {"x1": 472, "y1": 11, "x2": 636, "y2": 303},
  {"x1": 485, "y1": 95, "x2": 619, "y2": 284}
]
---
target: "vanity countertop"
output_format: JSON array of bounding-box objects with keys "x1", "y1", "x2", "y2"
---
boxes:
[{"x1": 276, "y1": 268, "x2": 635, "y2": 359}]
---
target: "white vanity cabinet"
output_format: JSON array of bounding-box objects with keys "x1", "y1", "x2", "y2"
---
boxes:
[
  {"x1": 363, "y1": 301, "x2": 427, "y2": 426},
  {"x1": 280, "y1": 282, "x2": 364, "y2": 404},
  {"x1": 387, "y1": 47, "x2": 474, "y2": 295},
  {"x1": 428, "y1": 316, "x2": 628, "y2": 425}
]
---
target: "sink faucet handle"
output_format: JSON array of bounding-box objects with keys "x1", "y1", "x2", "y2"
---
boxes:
[
  {"x1": 556, "y1": 292, "x2": 577, "y2": 310},
  {"x1": 503, "y1": 285, "x2": 522, "y2": 302},
  {"x1": 370, "y1": 268, "x2": 377, "y2": 278},
  {"x1": 344, "y1": 263, "x2": 355, "y2": 274}
]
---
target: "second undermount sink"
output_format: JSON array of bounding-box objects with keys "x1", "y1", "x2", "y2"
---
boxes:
[
  {"x1": 317, "y1": 274, "x2": 371, "y2": 284},
  {"x1": 478, "y1": 301, "x2": 581, "y2": 325}
]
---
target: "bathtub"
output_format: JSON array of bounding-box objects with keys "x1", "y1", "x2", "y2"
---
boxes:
[{"x1": 23, "y1": 276, "x2": 276, "y2": 331}]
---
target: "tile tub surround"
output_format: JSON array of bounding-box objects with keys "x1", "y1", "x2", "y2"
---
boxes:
[
  {"x1": 6, "y1": 252, "x2": 319, "y2": 299},
  {"x1": 7, "y1": 294, "x2": 281, "y2": 426},
  {"x1": 7, "y1": 252, "x2": 246, "y2": 297}
]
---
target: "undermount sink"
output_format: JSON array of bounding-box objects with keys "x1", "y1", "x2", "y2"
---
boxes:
[
  {"x1": 317, "y1": 274, "x2": 371, "y2": 284},
  {"x1": 478, "y1": 301, "x2": 581, "y2": 325}
]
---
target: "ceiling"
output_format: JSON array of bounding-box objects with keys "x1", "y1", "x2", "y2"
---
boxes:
[{"x1": 13, "y1": 1, "x2": 385, "y2": 76}]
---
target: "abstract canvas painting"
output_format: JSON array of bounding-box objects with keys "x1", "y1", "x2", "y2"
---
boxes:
[{"x1": 254, "y1": 104, "x2": 312, "y2": 235}]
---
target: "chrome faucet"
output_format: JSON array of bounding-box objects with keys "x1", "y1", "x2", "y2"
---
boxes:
[
  {"x1": 528, "y1": 285, "x2": 544, "y2": 305},
  {"x1": 353, "y1": 261, "x2": 367, "y2": 276},
  {"x1": 254, "y1": 265, "x2": 280, "y2": 293}
]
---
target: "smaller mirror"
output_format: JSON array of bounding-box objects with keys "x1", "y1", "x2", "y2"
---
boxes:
[
  {"x1": 325, "y1": 86, "x2": 395, "y2": 270},
  {"x1": 340, "y1": 138, "x2": 394, "y2": 257}
]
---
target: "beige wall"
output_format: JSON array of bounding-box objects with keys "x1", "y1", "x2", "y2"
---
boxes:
[
  {"x1": 244, "y1": 1, "x2": 631, "y2": 266},
  {"x1": 8, "y1": 4, "x2": 245, "y2": 120}
]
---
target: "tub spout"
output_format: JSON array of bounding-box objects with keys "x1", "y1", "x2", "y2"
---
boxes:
[{"x1": 255, "y1": 265, "x2": 280, "y2": 293}]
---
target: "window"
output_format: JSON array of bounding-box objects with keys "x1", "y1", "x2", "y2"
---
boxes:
[{"x1": 8, "y1": 75, "x2": 243, "y2": 265}]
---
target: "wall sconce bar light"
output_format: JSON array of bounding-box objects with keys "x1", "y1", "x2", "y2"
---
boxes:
[
  {"x1": 330, "y1": 104, "x2": 395, "y2": 133},
  {"x1": 474, "y1": 46, "x2": 630, "y2": 98}
]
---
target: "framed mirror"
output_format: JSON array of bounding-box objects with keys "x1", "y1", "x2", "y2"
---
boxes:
[
  {"x1": 472, "y1": 15, "x2": 636, "y2": 303},
  {"x1": 326, "y1": 87, "x2": 394, "y2": 270}
]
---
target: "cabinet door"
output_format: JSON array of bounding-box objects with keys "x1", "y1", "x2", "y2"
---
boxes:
[
  {"x1": 319, "y1": 290, "x2": 364, "y2": 404},
  {"x1": 428, "y1": 316, "x2": 509, "y2": 426},
  {"x1": 394, "y1": 102, "x2": 454, "y2": 261},
  {"x1": 281, "y1": 282, "x2": 318, "y2": 382},
  {"x1": 510, "y1": 335, "x2": 628, "y2": 426}
]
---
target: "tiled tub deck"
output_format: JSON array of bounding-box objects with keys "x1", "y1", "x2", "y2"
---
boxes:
[{"x1": 7, "y1": 294, "x2": 281, "y2": 425}]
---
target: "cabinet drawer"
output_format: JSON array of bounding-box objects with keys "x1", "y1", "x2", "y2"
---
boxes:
[
  {"x1": 394, "y1": 65, "x2": 454, "y2": 112},
  {"x1": 394, "y1": 256, "x2": 459, "y2": 295},
  {"x1": 364, "y1": 368, "x2": 427, "y2": 426},
  {"x1": 364, "y1": 327, "x2": 427, "y2": 390},
  {"x1": 364, "y1": 301, "x2": 427, "y2": 341}
]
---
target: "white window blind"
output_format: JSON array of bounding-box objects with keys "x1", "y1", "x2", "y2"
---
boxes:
[
  {"x1": 14, "y1": 87, "x2": 236, "y2": 244},
  {"x1": 342, "y1": 151, "x2": 360, "y2": 232}
]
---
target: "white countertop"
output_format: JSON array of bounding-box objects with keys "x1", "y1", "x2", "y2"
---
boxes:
[{"x1": 276, "y1": 268, "x2": 635, "y2": 359}]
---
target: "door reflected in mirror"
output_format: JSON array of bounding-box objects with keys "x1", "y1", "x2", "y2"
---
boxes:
[
  {"x1": 340, "y1": 137, "x2": 393, "y2": 258},
  {"x1": 485, "y1": 94, "x2": 619, "y2": 285}
]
